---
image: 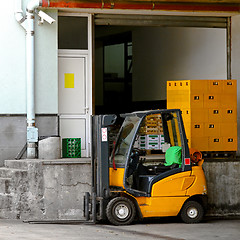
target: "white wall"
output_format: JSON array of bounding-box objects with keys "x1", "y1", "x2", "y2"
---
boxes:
[
  {"x1": 35, "y1": 9, "x2": 58, "y2": 114},
  {"x1": 132, "y1": 27, "x2": 227, "y2": 101},
  {"x1": 0, "y1": 1, "x2": 58, "y2": 114}
]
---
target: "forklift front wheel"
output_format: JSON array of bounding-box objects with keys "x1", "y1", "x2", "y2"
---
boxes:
[
  {"x1": 106, "y1": 197, "x2": 136, "y2": 225},
  {"x1": 180, "y1": 201, "x2": 204, "y2": 224}
]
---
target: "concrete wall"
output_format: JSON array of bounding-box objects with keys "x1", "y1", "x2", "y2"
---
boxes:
[
  {"x1": 43, "y1": 161, "x2": 91, "y2": 220},
  {"x1": 0, "y1": 1, "x2": 58, "y2": 114},
  {"x1": 0, "y1": 116, "x2": 58, "y2": 167},
  {"x1": 0, "y1": 159, "x2": 239, "y2": 220},
  {"x1": 204, "y1": 161, "x2": 240, "y2": 216},
  {"x1": 132, "y1": 27, "x2": 227, "y2": 101},
  {"x1": 0, "y1": 159, "x2": 91, "y2": 220}
]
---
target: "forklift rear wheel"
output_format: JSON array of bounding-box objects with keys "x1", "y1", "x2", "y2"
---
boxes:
[
  {"x1": 106, "y1": 197, "x2": 136, "y2": 225},
  {"x1": 180, "y1": 201, "x2": 204, "y2": 224}
]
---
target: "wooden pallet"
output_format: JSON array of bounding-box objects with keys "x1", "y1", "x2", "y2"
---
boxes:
[{"x1": 202, "y1": 151, "x2": 236, "y2": 159}]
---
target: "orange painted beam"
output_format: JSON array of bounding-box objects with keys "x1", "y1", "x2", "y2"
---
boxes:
[{"x1": 41, "y1": 0, "x2": 240, "y2": 12}]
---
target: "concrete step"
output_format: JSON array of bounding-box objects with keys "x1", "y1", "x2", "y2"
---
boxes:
[
  {"x1": 0, "y1": 193, "x2": 18, "y2": 219},
  {"x1": 0, "y1": 168, "x2": 28, "y2": 179},
  {"x1": 0, "y1": 178, "x2": 11, "y2": 194},
  {"x1": 0, "y1": 193, "x2": 13, "y2": 208},
  {"x1": 4, "y1": 160, "x2": 29, "y2": 170}
]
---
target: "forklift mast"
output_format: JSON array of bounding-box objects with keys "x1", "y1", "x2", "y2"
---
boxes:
[{"x1": 91, "y1": 114, "x2": 117, "y2": 221}]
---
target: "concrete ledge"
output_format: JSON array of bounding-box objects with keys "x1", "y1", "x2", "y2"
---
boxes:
[
  {"x1": 42, "y1": 158, "x2": 91, "y2": 165},
  {"x1": 1, "y1": 159, "x2": 240, "y2": 220},
  {"x1": 0, "y1": 159, "x2": 91, "y2": 220},
  {"x1": 203, "y1": 161, "x2": 240, "y2": 217}
]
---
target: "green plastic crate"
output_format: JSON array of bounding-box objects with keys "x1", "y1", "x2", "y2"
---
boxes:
[{"x1": 62, "y1": 138, "x2": 81, "y2": 158}]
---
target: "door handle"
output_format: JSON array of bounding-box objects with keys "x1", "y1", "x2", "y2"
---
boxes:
[{"x1": 84, "y1": 107, "x2": 89, "y2": 113}]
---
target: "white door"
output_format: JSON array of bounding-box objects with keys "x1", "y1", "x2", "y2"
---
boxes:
[{"x1": 58, "y1": 54, "x2": 90, "y2": 157}]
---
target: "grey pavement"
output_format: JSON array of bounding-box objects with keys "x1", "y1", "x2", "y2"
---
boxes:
[{"x1": 0, "y1": 218, "x2": 239, "y2": 240}]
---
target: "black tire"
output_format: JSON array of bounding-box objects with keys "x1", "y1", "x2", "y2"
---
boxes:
[
  {"x1": 106, "y1": 197, "x2": 136, "y2": 225},
  {"x1": 180, "y1": 201, "x2": 204, "y2": 224}
]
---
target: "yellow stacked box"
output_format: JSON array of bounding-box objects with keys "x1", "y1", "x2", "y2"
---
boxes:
[
  {"x1": 139, "y1": 114, "x2": 163, "y2": 135},
  {"x1": 167, "y1": 80, "x2": 237, "y2": 152}
]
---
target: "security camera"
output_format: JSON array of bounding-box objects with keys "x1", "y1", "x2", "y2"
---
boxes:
[{"x1": 37, "y1": 10, "x2": 55, "y2": 24}]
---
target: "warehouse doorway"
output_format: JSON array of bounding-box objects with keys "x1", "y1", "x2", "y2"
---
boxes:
[
  {"x1": 96, "y1": 31, "x2": 132, "y2": 114},
  {"x1": 58, "y1": 14, "x2": 92, "y2": 158},
  {"x1": 94, "y1": 15, "x2": 229, "y2": 115}
]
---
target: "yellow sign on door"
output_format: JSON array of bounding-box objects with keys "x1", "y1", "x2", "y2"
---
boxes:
[{"x1": 64, "y1": 73, "x2": 74, "y2": 88}]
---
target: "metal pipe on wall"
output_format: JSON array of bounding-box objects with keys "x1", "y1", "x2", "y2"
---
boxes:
[
  {"x1": 26, "y1": 1, "x2": 40, "y2": 159},
  {"x1": 15, "y1": 0, "x2": 42, "y2": 159}
]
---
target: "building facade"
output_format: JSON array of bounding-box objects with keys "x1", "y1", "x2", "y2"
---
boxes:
[{"x1": 1, "y1": 0, "x2": 240, "y2": 164}]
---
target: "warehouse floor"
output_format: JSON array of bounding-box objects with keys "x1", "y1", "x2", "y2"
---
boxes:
[{"x1": 0, "y1": 218, "x2": 239, "y2": 240}]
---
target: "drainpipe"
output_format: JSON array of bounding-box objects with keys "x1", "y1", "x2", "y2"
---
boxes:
[{"x1": 15, "y1": 0, "x2": 42, "y2": 159}]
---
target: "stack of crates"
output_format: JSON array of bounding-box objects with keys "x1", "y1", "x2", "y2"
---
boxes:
[
  {"x1": 139, "y1": 114, "x2": 163, "y2": 135},
  {"x1": 137, "y1": 114, "x2": 165, "y2": 151},
  {"x1": 138, "y1": 135, "x2": 165, "y2": 150},
  {"x1": 167, "y1": 80, "x2": 237, "y2": 152},
  {"x1": 62, "y1": 138, "x2": 81, "y2": 158}
]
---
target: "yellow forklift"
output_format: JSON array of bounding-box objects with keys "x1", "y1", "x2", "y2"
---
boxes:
[{"x1": 85, "y1": 109, "x2": 207, "y2": 225}]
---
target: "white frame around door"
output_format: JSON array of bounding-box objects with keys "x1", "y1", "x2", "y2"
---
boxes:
[{"x1": 58, "y1": 13, "x2": 93, "y2": 158}]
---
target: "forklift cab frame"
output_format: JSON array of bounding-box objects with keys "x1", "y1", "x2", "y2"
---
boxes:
[
  {"x1": 89, "y1": 109, "x2": 207, "y2": 225},
  {"x1": 110, "y1": 109, "x2": 191, "y2": 197}
]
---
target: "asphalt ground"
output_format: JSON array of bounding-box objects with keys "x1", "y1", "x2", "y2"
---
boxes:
[{"x1": 0, "y1": 217, "x2": 239, "y2": 240}]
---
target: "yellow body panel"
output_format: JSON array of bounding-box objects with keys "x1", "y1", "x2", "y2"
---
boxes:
[
  {"x1": 151, "y1": 171, "x2": 192, "y2": 197},
  {"x1": 186, "y1": 166, "x2": 207, "y2": 196},
  {"x1": 174, "y1": 118, "x2": 182, "y2": 146},
  {"x1": 136, "y1": 196, "x2": 188, "y2": 218},
  {"x1": 133, "y1": 166, "x2": 207, "y2": 219},
  {"x1": 167, "y1": 121, "x2": 175, "y2": 146},
  {"x1": 109, "y1": 167, "x2": 125, "y2": 188}
]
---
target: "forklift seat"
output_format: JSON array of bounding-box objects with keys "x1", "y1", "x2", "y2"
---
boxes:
[
  {"x1": 138, "y1": 167, "x2": 182, "y2": 194},
  {"x1": 138, "y1": 175, "x2": 154, "y2": 192}
]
